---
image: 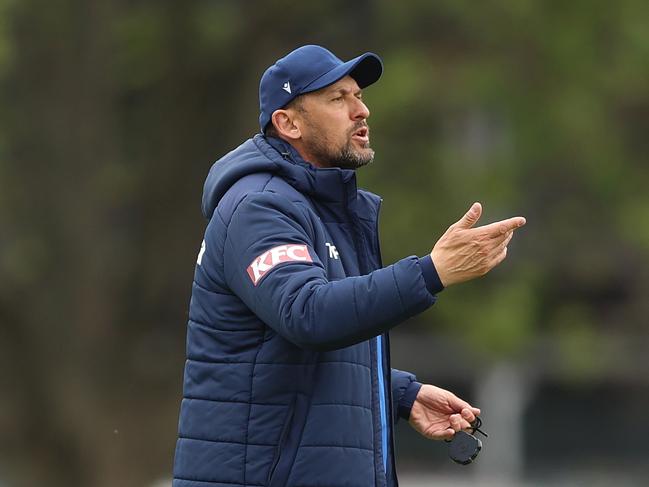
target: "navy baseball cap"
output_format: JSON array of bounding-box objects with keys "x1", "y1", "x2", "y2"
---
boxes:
[{"x1": 259, "y1": 45, "x2": 383, "y2": 132}]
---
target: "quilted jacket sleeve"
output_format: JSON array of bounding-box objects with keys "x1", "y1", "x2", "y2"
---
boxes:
[
  {"x1": 221, "y1": 191, "x2": 436, "y2": 351},
  {"x1": 391, "y1": 368, "x2": 423, "y2": 422}
]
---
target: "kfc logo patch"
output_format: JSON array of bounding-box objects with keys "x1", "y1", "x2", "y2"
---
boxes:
[{"x1": 247, "y1": 244, "x2": 312, "y2": 286}]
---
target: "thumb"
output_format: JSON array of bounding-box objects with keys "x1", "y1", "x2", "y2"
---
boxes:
[{"x1": 455, "y1": 202, "x2": 482, "y2": 229}]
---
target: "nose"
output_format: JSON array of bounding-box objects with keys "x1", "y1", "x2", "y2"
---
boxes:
[{"x1": 351, "y1": 97, "x2": 370, "y2": 121}]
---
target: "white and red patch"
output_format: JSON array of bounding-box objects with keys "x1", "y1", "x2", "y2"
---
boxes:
[{"x1": 247, "y1": 244, "x2": 312, "y2": 286}]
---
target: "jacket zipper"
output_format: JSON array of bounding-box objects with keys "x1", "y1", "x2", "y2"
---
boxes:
[
  {"x1": 348, "y1": 190, "x2": 390, "y2": 483},
  {"x1": 376, "y1": 335, "x2": 388, "y2": 477},
  {"x1": 373, "y1": 198, "x2": 390, "y2": 480}
]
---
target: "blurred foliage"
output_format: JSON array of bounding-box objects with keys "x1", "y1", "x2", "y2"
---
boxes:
[{"x1": 0, "y1": 0, "x2": 648, "y2": 485}]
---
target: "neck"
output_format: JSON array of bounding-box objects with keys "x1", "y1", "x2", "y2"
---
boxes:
[{"x1": 273, "y1": 135, "x2": 328, "y2": 168}]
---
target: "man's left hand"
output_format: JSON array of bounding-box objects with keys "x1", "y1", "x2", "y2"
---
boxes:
[{"x1": 409, "y1": 384, "x2": 481, "y2": 440}]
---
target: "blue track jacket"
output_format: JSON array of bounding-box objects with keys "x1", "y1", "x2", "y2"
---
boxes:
[{"x1": 173, "y1": 134, "x2": 443, "y2": 487}]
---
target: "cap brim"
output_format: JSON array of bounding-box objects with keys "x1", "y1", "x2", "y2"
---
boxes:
[{"x1": 302, "y1": 52, "x2": 383, "y2": 93}]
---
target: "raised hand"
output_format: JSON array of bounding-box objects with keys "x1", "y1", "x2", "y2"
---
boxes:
[{"x1": 431, "y1": 202, "x2": 526, "y2": 287}]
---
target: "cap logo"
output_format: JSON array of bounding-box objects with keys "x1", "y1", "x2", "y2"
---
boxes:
[{"x1": 282, "y1": 81, "x2": 291, "y2": 94}]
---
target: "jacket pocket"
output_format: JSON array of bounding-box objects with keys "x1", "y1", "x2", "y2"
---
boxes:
[
  {"x1": 267, "y1": 397, "x2": 295, "y2": 484},
  {"x1": 267, "y1": 394, "x2": 309, "y2": 487}
]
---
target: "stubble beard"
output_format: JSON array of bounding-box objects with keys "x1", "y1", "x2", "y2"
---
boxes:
[{"x1": 305, "y1": 123, "x2": 375, "y2": 170}]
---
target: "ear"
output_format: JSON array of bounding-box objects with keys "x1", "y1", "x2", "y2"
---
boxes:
[{"x1": 271, "y1": 109, "x2": 301, "y2": 141}]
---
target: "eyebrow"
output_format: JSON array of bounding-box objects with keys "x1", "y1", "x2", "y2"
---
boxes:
[{"x1": 326, "y1": 87, "x2": 362, "y2": 97}]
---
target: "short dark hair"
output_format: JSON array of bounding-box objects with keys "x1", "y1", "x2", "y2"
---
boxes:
[{"x1": 264, "y1": 95, "x2": 305, "y2": 137}]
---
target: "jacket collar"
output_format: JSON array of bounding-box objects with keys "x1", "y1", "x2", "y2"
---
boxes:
[{"x1": 256, "y1": 134, "x2": 358, "y2": 206}]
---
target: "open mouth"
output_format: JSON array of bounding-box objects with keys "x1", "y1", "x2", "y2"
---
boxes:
[{"x1": 351, "y1": 126, "x2": 370, "y2": 143}]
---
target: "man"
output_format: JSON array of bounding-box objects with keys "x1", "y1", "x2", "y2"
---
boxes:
[{"x1": 173, "y1": 45, "x2": 525, "y2": 487}]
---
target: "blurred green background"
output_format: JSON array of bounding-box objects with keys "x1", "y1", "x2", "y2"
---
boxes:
[{"x1": 1, "y1": 0, "x2": 648, "y2": 486}]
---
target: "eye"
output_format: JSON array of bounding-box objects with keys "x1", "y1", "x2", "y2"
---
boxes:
[{"x1": 331, "y1": 96, "x2": 343, "y2": 102}]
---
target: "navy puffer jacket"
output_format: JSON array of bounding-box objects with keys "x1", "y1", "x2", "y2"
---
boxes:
[{"x1": 173, "y1": 135, "x2": 441, "y2": 487}]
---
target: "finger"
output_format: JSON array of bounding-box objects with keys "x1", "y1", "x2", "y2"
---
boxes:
[
  {"x1": 489, "y1": 229, "x2": 514, "y2": 246},
  {"x1": 490, "y1": 246, "x2": 508, "y2": 267},
  {"x1": 450, "y1": 413, "x2": 465, "y2": 431},
  {"x1": 487, "y1": 233, "x2": 513, "y2": 259},
  {"x1": 426, "y1": 426, "x2": 457, "y2": 441},
  {"x1": 440, "y1": 428, "x2": 456, "y2": 440},
  {"x1": 482, "y1": 230, "x2": 513, "y2": 254},
  {"x1": 481, "y1": 216, "x2": 526, "y2": 237},
  {"x1": 454, "y1": 202, "x2": 482, "y2": 229},
  {"x1": 461, "y1": 408, "x2": 477, "y2": 424},
  {"x1": 446, "y1": 393, "x2": 476, "y2": 414},
  {"x1": 459, "y1": 419, "x2": 473, "y2": 431}
]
